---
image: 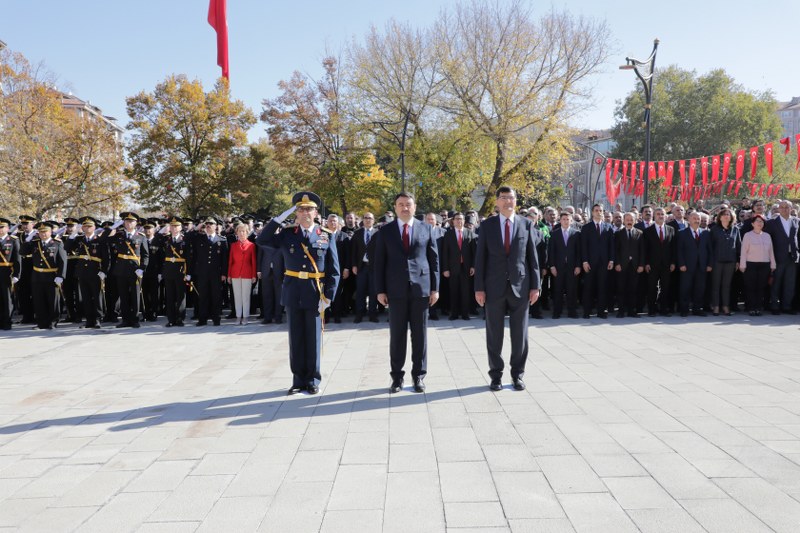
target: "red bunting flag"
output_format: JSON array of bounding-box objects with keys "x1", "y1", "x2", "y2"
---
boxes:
[
  {"x1": 639, "y1": 161, "x2": 646, "y2": 183},
  {"x1": 622, "y1": 160, "x2": 629, "y2": 184},
  {"x1": 629, "y1": 159, "x2": 637, "y2": 194},
  {"x1": 722, "y1": 153, "x2": 732, "y2": 184},
  {"x1": 678, "y1": 160, "x2": 686, "y2": 191},
  {"x1": 749, "y1": 146, "x2": 759, "y2": 178},
  {"x1": 208, "y1": 0, "x2": 230, "y2": 80},
  {"x1": 657, "y1": 161, "x2": 666, "y2": 179},
  {"x1": 612, "y1": 159, "x2": 620, "y2": 181},
  {"x1": 795, "y1": 134, "x2": 800, "y2": 170},
  {"x1": 688, "y1": 159, "x2": 697, "y2": 190},
  {"x1": 734, "y1": 182, "x2": 742, "y2": 196},
  {"x1": 759, "y1": 183, "x2": 767, "y2": 197},
  {"x1": 735, "y1": 150, "x2": 745, "y2": 180},
  {"x1": 700, "y1": 157, "x2": 708, "y2": 189},
  {"x1": 780, "y1": 136, "x2": 791, "y2": 154},
  {"x1": 665, "y1": 161, "x2": 674, "y2": 189},
  {"x1": 648, "y1": 162, "x2": 656, "y2": 181},
  {"x1": 764, "y1": 143, "x2": 773, "y2": 176},
  {"x1": 711, "y1": 155, "x2": 720, "y2": 183}
]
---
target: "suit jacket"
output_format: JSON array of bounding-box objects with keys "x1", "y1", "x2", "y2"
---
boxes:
[
  {"x1": 228, "y1": 239, "x2": 258, "y2": 278},
  {"x1": 580, "y1": 220, "x2": 615, "y2": 267},
  {"x1": 473, "y1": 215, "x2": 540, "y2": 300},
  {"x1": 677, "y1": 227, "x2": 712, "y2": 271},
  {"x1": 350, "y1": 227, "x2": 378, "y2": 271},
  {"x1": 441, "y1": 227, "x2": 476, "y2": 274},
  {"x1": 667, "y1": 219, "x2": 687, "y2": 233},
  {"x1": 0, "y1": 234, "x2": 22, "y2": 281},
  {"x1": 643, "y1": 224, "x2": 676, "y2": 268},
  {"x1": 189, "y1": 233, "x2": 228, "y2": 279},
  {"x1": 333, "y1": 230, "x2": 352, "y2": 272},
  {"x1": 374, "y1": 219, "x2": 439, "y2": 299},
  {"x1": 765, "y1": 216, "x2": 799, "y2": 264},
  {"x1": 614, "y1": 228, "x2": 644, "y2": 269},
  {"x1": 547, "y1": 226, "x2": 580, "y2": 271},
  {"x1": 634, "y1": 221, "x2": 654, "y2": 232}
]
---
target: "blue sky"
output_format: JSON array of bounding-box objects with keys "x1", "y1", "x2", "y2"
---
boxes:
[{"x1": 2, "y1": 0, "x2": 797, "y2": 141}]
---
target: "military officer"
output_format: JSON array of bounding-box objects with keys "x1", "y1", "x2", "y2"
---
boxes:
[
  {"x1": 62, "y1": 217, "x2": 83, "y2": 323},
  {"x1": 257, "y1": 192, "x2": 340, "y2": 395},
  {"x1": 16, "y1": 215, "x2": 38, "y2": 324},
  {"x1": 0, "y1": 218, "x2": 22, "y2": 330},
  {"x1": 71, "y1": 217, "x2": 108, "y2": 329},
  {"x1": 141, "y1": 219, "x2": 163, "y2": 321},
  {"x1": 161, "y1": 216, "x2": 189, "y2": 327},
  {"x1": 108, "y1": 212, "x2": 149, "y2": 328},
  {"x1": 30, "y1": 221, "x2": 67, "y2": 330},
  {"x1": 187, "y1": 216, "x2": 228, "y2": 326}
]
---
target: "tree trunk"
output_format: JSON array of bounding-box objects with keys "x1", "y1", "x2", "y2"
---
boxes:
[{"x1": 479, "y1": 140, "x2": 506, "y2": 216}]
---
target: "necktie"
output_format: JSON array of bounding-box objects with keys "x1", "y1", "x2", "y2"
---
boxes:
[
  {"x1": 659, "y1": 226, "x2": 664, "y2": 243},
  {"x1": 365, "y1": 230, "x2": 370, "y2": 245},
  {"x1": 304, "y1": 230, "x2": 308, "y2": 240},
  {"x1": 596, "y1": 223, "x2": 601, "y2": 235},
  {"x1": 627, "y1": 229, "x2": 631, "y2": 239},
  {"x1": 504, "y1": 219, "x2": 511, "y2": 255},
  {"x1": 563, "y1": 230, "x2": 568, "y2": 246},
  {"x1": 402, "y1": 223, "x2": 410, "y2": 252},
  {"x1": 694, "y1": 231, "x2": 699, "y2": 242}
]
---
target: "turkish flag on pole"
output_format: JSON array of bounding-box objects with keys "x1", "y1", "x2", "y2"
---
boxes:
[
  {"x1": 711, "y1": 155, "x2": 720, "y2": 183},
  {"x1": 722, "y1": 153, "x2": 731, "y2": 184},
  {"x1": 749, "y1": 146, "x2": 758, "y2": 179},
  {"x1": 657, "y1": 161, "x2": 666, "y2": 178},
  {"x1": 629, "y1": 160, "x2": 637, "y2": 193},
  {"x1": 622, "y1": 160, "x2": 629, "y2": 184},
  {"x1": 665, "y1": 161, "x2": 674, "y2": 189},
  {"x1": 735, "y1": 150, "x2": 745, "y2": 180},
  {"x1": 779, "y1": 136, "x2": 791, "y2": 154},
  {"x1": 764, "y1": 143, "x2": 774, "y2": 176},
  {"x1": 208, "y1": 0, "x2": 229, "y2": 80},
  {"x1": 688, "y1": 159, "x2": 697, "y2": 190}
]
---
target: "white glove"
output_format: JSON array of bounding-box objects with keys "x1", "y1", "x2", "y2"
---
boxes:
[
  {"x1": 135, "y1": 269, "x2": 143, "y2": 278},
  {"x1": 98, "y1": 272, "x2": 106, "y2": 280},
  {"x1": 318, "y1": 297, "x2": 331, "y2": 314},
  {"x1": 54, "y1": 277, "x2": 63, "y2": 286},
  {"x1": 274, "y1": 205, "x2": 297, "y2": 224},
  {"x1": 11, "y1": 277, "x2": 18, "y2": 285},
  {"x1": 69, "y1": 232, "x2": 79, "y2": 240},
  {"x1": 158, "y1": 274, "x2": 162, "y2": 282},
  {"x1": 111, "y1": 220, "x2": 124, "y2": 229},
  {"x1": 26, "y1": 232, "x2": 35, "y2": 242},
  {"x1": 184, "y1": 275, "x2": 191, "y2": 281}
]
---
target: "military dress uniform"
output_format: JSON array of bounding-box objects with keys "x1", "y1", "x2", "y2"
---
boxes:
[
  {"x1": 109, "y1": 213, "x2": 149, "y2": 328},
  {"x1": 256, "y1": 192, "x2": 340, "y2": 394},
  {"x1": 0, "y1": 218, "x2": 22, "y2": 330},
  {"x1": 71, "y1": 217, "x2": 108, "y2": 328},
  {"x1": 188, "y1": 217, "x2": 228, "y2": 326},
  {"x1": 161, "y1": 217, "x2": 189, "y2": 327},
  {"x1": 142, "y1": 220, "x2": 163, "y2": 321},
  {"x1": 62, "y1": 218, "x2": 83, "y2": 323},
  {"x1": 16, "y1": 215, "x2": 37, "y2": 324},
  {"x1": 30, "y1": 222, "x2": 67, "y2": 330}
]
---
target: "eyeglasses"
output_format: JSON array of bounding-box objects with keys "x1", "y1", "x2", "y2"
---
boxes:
[
  {"x1": 296, "y1": 207, "x2": 315, "y2": 213},
  {"x1": 363, "y1": 216, "x2": 374, "y2": 219},
  {"x1": 497, "y1": 196, "x2": 516, "y2": 201}
]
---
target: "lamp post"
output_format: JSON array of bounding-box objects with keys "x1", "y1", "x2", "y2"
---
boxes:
[{"x1": 620, "y1": 39, "x2": 659, "y2": 205}]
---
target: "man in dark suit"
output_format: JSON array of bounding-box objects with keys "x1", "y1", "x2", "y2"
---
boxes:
[
  {"x1": 474, "y1": 186, "x2": 541, "y2": 392},
  {"x1": 614, "y1": 213, "x2": 644, "y2": 318},
  {"x1": 580, "y1": 204, "x2": 615, "y2": 318},
  {"x1": 257, "y1": 231, "x2": 285, "y2": 324},
  {"x1": 350, "y1": 212, "x2": 378, "y2": 323},
  {"x1": 187, "y1": 217, "x2": 228, "y2": 326},
  {"x1": 108, "y1": 212, "x2": 150, "y2": 328},
  {"x1": 442, "y1": 212, "x2": 476, "y2": 320},
  {"x1": 677, "y1": 212, "x2": 712, "y2": 316},
  {"x1": 426, "y1": 212, "x2": 447, "y2": 320},
  {"x1": 547, "y1": 212, "x2": 581, "y2": 319},
  {"x1": 643, "y1": 207, "x2": 676, "y2": 316},
  {"x1": 326, "y1": 214, "x2": 351, "y2": 324},
  {"x1": 765, "y1": 200, "x2": 798, "y2": 314},
  {"x1": 375, "y1": 192, "x2": 440, "y2": 394},
  {"x1": 0, "y1": 218, "x2": 21, "y2": 330}
]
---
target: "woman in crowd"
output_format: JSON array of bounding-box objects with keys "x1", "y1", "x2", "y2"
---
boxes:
[
  {"x1": 227, "y1": 223, "x2": 258, "y2": 324},
  {"x1": 709, "y1": 207, "x2": 741, "y2": 316},
  {"x1": 739, "y1": 214, "x2": 775, "y2": 316}
]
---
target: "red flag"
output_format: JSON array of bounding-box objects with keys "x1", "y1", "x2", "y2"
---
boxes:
[
  {"x1": 726, "y1": 181, "x2": 735, "y2": 195},
  {"x1": 734, "y1": 182, "x2": 742, "y2": 196},
  {"x1": 639, "y1": 161, "x2": 646, "y2": 184},
  {"x1": 622, "y1": 160, "x2": 629, "y2": 184},
  {"x1": 767, "y1": 184, "x2": 774, "y2": 197},
  {"x1": 700, "y1": 157, "x2": 708, "y2": 189},
  {"x1": 711, "y1": 155, "x2": 720, "y2": 183},
  {"x1": 796, "y1": 134, "x2": 800, "y2": 170},
  {"x1": 764, "y1": 143, "x2": 774, "y2": 176},
  {"x1": 665, "y1": 161, "x2": 674, "y2": 189},
  {"x1": 648, "y1": 162, "x2": 656, "y2": 181},
  {"x1": 759, "y1": 183, "x2": 767, "y2": 197},
  {"x1": 688, "y1": 159, "x2": 697, "y2": 190},
  {"x1": 605, "y1": 159, "x2": 613, "y2": 202},
  {"x1": 749, "y1": 146, "x2": 759, "y2": 179},
  {"x1": 722, "y1": 153, "x2": 732, "y2": 184},
  {"x1": 679, "y1": 160, "x2": 686, "y2": 193},
  {"x1": 657, "y1": 161, "x2": 666, "y2": 179},
  {"x1": 629, "y1": 160, "x2": 637, "y2": 194},
  {"x1": 735, "y1": 149, "x2": 745, "y2": 180},
  {"x1": 780, "y1": 136, "x2": 791, "y2": 154},
  {"x1": 208, "y1": 0, "x2": 230, "y2": 80}
]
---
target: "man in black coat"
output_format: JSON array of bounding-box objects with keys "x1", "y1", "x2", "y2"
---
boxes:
[
  {"x1": 350, "y1": 212, "x2": 378, "y2": 323},
  {"x1": 547, "y1": 212, "x2": 581, "y2": 319},
  {"x1": 257, "y1": 226, "x2": 285, "y2": 324},
  {"x1": 580, "y1": 204, "x2": 615, "y2": 318},
  {"x1": 70, "y1": 217, "x2": 108, "y2": 329},
  {"x1": 765, "y1": 200, "x2": 799, "y2": 314},
  {"x1": 326, "y1": 214, "x2": 351, "y2": 324},
  {"x1": 441, "y1": 212, "x2": 476, "y2": 321},
  {"x1": 29, "y1": 221, "x2": 67, "y2": 330},
  {"x1": 187, "y1": 217, "x2": 228, "y2": 326},
  {"x1": 643, "y1": 207, "x2": 676, "y2": 316},
  {"x1": 676, "y1": 212, "x2": 712, "y2": 316},
  {"x1": 108, "y1": 212, "x2": 150, "y2": 328},
  {"x1": 161, "y1": 216, "x2": 190, "y2": 327},
  {"x1": 141, "y1": 219, "x2": 163, "y2": 321},
  {"x1": 614, "y1": 213, "x2": 644, "y2": 318},
  {"x1": 0, "y1": 218, "x2": 21, "y2": 330}
]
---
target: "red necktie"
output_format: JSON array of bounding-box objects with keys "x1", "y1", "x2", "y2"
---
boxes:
[
  {"x1": 504, "y1": 219, "x2": 511, "y2": 255},
  {"x1": 659, "y1": 226, "x2": 664, "y2": 243},
  {"x1": 457, "y1": 230, "x2": 463, "y2": 263},
  {"x1": 402, "y1": 223, "x2": 410, "y2": 253},
  {"x1": 695, "y1": 231, "x2": 699, "y2": 243}
]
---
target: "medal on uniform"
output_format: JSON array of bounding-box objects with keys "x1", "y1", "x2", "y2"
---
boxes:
[{"x1": 290, "y1": 245, "x2": 295, "y2": 255}]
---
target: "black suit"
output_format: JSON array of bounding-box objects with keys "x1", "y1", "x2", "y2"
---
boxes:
[
  {"x1": 643, "y1": 224, "x2": 676, "y2": 314},
  {"x1": 614, "y1": 228, "x2": 644, "y2": 315},
  {"x1": 765, "y1": 217, "x2": 799, "y2": 311},
  {"x1": 429, "y1": 225, "x2": 447, "y2": 318},
  {"x1": 474, "y1": 215, "x2": 540, "y2": 381},
  {"x1": 109, "y1": 231, "x2": 149, "y2": 326},
  {"x1": 677, "y1": 227, "x2": 712, "y2": 314},
  {"x1": 189, "y1": 233, "x2": 228, "y2": 324},
  {"x1": 580, "y1": 221, "x2": 615, "y2": 316},
  {"x1": 442, "y1": 227, "x2": 476, "y2": 319},
  {"x1": 350, "y1": 227, "x2": 379, "y2": 319},
  {"x1": 0, "y1": 235, "x2": 21, "y2": 330},
  {"x1": 547, "y1": 226, "x2": 580, "y2": 317},
  {"x1": 329, "y1": 231, "x2": 351, "y2": 321},
  {"x1": 374, "y1": 219, "x2": 440, "y2": 381}
]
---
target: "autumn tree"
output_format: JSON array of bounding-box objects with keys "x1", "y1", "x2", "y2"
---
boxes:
[
  {"x1": 0, "y1": 49, "x2": 127, "y2": 218},
  {"x1": 434, "y1": 0, "x2": 611, "y2": 214},
  {"x1": 126, "y1": 75, "x2": 256, "y2": 217},
  {"x1": 227, "y1": 140, "x2": 295, "y2": 215}
]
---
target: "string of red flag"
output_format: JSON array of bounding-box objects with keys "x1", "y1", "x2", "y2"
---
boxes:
[{"x1": 604, "y1": 134, "x2": 800, "y2": 205}]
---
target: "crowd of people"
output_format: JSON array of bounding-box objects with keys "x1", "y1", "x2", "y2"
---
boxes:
[{"x1": 0, "y1": 196, "x2": 798, "y2": 333}]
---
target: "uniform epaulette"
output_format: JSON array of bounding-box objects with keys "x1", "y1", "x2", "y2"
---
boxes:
[
  {"x1": 54, "y1": 237, "x2": 62, "y2": 242},
  {"x1": 320, "y1": 227, "x2": 334, "y2": 234},
  {"x1": 9, "y1": 235, "x2": 18, "y2": 239}
]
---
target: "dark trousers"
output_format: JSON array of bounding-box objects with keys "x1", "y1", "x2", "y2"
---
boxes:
[
  {"x1": 141, "y1": 276, "x2": 160, "y2": 320},
  {"x1": 195, "y1": 275, "x2": 222, "y2": 323},
  {"x1": 17, "y1": 263, "x2": 34, "y2": 322},
  {"x1": 744, "y1": 261, "x2": 770, "y2": 312},
  {"x1": 32, "y1": 279, "x2": 59, "y2": 328},
  {"x1": 286, "y1": 306, "x2": 322, "y2": 387},
  {"x1": 164, "y1": 277, "x2": 186, "y2": 324},
  {"x1": 388, "y1": 292, "x2": 429, "y2": 380},
  {"x1": 647, "y1": 264, "x2": 672, "y2": 313},
  {"x1": 355, "y1": 268, "x2": 377, "y2": 317},
  {"x1": 582, "y1": 265, "x2": 609, "y2": 315},
  {"x1": 616, "y1": 265, "x2": 639, "y2": 314},
  {"x1": 447, "y1": 265, "x2": 472, "y2": 318},
  {"x1": 261, "y1": 271, "x2": 283, "y2": 321},
  {"x1": 62, "y1": 275, "x2": 81, "y2": 321},
  {"x1": 116, "y1": 275, "x2": 140, "y2": 325},
  {"x1": 770, "y1": 259, "x2": 797, "y2": 311},
  {"x1": 679, "y1": 266, "x2": 706, "y2": 313},
  {"x1": 485, "y1": 282, "x2": 530, "y2": 381},
  {"x1": 710, "y1": 262, "x2": 736, "y2": 309},
  {"x1": 551, "y1": 270, "x2": 578, "y2": 316},
  {"x1": 78, "y1": 275, "x2": 103, "y2": 326},
  {"x1": 104, "y1": 275, "x2": 119, "y2": 321},
  {"x1": 0, "y1": 279, "x2": 12, "y2": 329}
]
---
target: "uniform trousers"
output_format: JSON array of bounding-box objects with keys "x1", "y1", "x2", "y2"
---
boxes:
[
  {"x1": 116, "y1": 274, "x2": 141, "y2": 325},
  {"x1": 78, "y1": 275, "x2": 103, "y2": 326},
  {"x1": 286, "y1": 306, "x2": 322, "y2": 387},
  {"x1": 32, "y1": 278, "x2": 59, "y2": 329},
  {"x1": 163, "y1": 277, "x2": 186, "y2": 325}
]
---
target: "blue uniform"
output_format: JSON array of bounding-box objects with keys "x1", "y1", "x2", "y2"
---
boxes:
[{"x1": 257, "y1": 220, "x2": 340, "y2": 388}]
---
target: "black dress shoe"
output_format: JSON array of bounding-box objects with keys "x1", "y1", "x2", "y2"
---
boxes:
[
  {"x1": 196, "y1": 321, "x2": 207, "y2": 327},
  {"x1": 552, "y1": 313, "x2": 561, "y2": 319},
  {"x1": 512, "y1": 378, "x2": 526, "y2": 391},
  {"x1": 354, "y1": 315, "x2": 363, "y2": 324},
  {"x1": 598, "y1": 312, "x2": 608, "y2": 319},
  {"x1": 449, "y1": 315, "x2": 459, "y2": 321},
  {"x1": 115, "y1": 322, "x2": 129, "y2": 328},
  {"x1": 212, "y1": 321, "x2": 221, "y2": 326},
  {"x1": 692, "y1": 311, "x2": 707, "y2": 317},
  {"x1": 680, "y1": 312, "x2": 688, "y2": 317},
  {"x1": 648, "y1": 312, "x2": 657, "y2": 317},
  {"x1": 288, "y1": 385, "x2": 304, "y2": 395},
  {"x1": 531, "y1": 313, "x2": 543, "y2": 319},
  {"x1": 616, "y1": 311, "x2": 626, "y2": 318},
  {"x1": 582, "y1": 313, "x2": 591, "y2": 319},
  {"x1": 274, "y1": 318, "x2": 283, "y2": 324},
  {"x1": 175, "y1": 321, "x2": 185, "y2": 327},
  {"x1": 568, "y1": 313, "x2": 579, "y2": 319},
  {"x1": 261, "y1": 319, "x2": 273, "y2": 325},
  {"x1": 413, "y1": 378, "x2": 425, "y2": 393},
  {"x1": 369, "y1": 316, "x2": 379, "y2": 323},
  {"x1": 165, "y1": 322, "x2": 173, "y2": 327},
  {"x1": 131, "y1": 322, "x2": 141, "y2": 328},
  {"x1": 461, "y1": 315, "x2": 471, "y2": 321},
  {"x1": 307, "y1": 384, "x2": 319, "y2": 395},
  {"x1": 390, "y1": 379, "x2": 404, "y2": 393},
  {"x1": 226, "y1": 312, "x2": 237, "y2": 319},
  {"x1": 490, "y1": 379, "x2": 503, "y2": 391},
  {"x1": 661, "y1": 312, "x2": 672, "y2": 317},
  {"x1": 771, "y1": 309, "x2": 781, "y2": 316}
]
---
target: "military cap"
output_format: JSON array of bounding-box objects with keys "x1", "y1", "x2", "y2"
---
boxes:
[
  {"x1": 142, "y1": 218, "x2": 156, "y2": 229},
  {"x1": 466, "y1": 214, "x2": 478, "y2": 225},
  {"x1": 18, "y1": 215, "x2": 37, "y2": 223},
  {"x1": 0, "y1": 217, "x2": 10, "y2": 227},
  {"x1": 101, "y1": 221, "x2": 114, "y2": 229},
  {"x1": 202, "y1": 216, "x2": 219, "y2": 225},
  {"x1": 64, "y1": 217, "x2": 80, "y2": 225},
  {"x1": 167, "y1": 215, "x2": 183, "y2": 226},
  {"x1": 36, "y1": 221, "x2": 58, "y2": 231},
  {"x1": 292, "y1": 191, "x2": 321, "y2": 209},
  {"x1": 120, "y1": 211, "x2": 140, "y2": 222},
  {"x1": 241, "y1": 214, "x2": 255, "y2": 222},
  {"x1": 79, "y1": 216, "x2": 100, "y2": 227}
]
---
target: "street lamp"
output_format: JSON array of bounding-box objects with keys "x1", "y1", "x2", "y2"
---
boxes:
[{"x1": 620, "y1": 39, "x2": 659, "y2": 205}]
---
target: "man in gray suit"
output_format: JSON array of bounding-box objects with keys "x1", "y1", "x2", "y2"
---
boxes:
[{"x1": 474, "y1": 186, "x2": 541, "y2": 392}]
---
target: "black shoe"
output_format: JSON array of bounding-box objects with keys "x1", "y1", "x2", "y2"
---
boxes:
[
  {"x1": 175, "y1": 321, "x2": 185, "y2": 327},
  {"x1": 616, "y1": 312, "x2": 626, "y2": 318},
  {"x1": 226, "y1": 312, "x2": 237, "y2": 319},
  {"x1": 288, "y1": 385, "x2": 304, "y2": 395},
  {"x1": 531, "y1": 313, "x2": 543, "y2": 320},
  {"x1": 115, "y1": 323, "x2": 129, "y2": 328},
  {"x1": 648, "y1": 312, "x2": 657, "y2": 317},
  {"x1": 369, "y1": 316, "x2": 379, "y2": 323},
  {"x1": 131, "y1": 322, "x2": 141, "y2": 328},
  {"x1": 390, "y1": 379, "x2": 404, "y2": 393},
  {"x1": 413, "y1": 378, "x2": 425, "y2": 393},
  {"x1": 307, "y1": 384, "x2": 319, "y2": 395},
  {"x1": 354, "y1": 315, "x2": 363, "y2": 324},
  {"x1": 755, "y1": 310, "x2": 762, "y2": 316},
  {"x1": 274, "y1": 318, "x2": 283, "y2": 324},
  {"x1": 583, "y1": 313, "x2": 591, "y2": 319},
  {"x1": 429, "y1": 313, "x2": 439, "y2": 321},
  {"x1": 662, "y1": 312, "x2": 672, "y2": 317},
  {"x1": 196, "y1": 321, "x2": 208, "y2": 327},
  {"x1": 598, "y1": 312, "x2": 608, "y2": 319},
  {"x1": 785, "y1": 310, "x2": 798, "y2": 315},
  {"x1": 261, "y1": 319, "x2": 273, "y2": 325},
  {"x1": 692, "y1": 310, "x2": 707, "y2": 317},
  {"x1": 512, "y1": 378, "x2": 526, "y2": 391},
  {"x1": 449, "y1": 315, "x2": 459, "y2": 321},
  {"x1": 461, "y1": 315, "x2": 471, "y2": 321},
  {"x1": 771, "y1": 310, "x2": 781, "y2": 316},
  {"x1": 490, "y1": 379, "x2": 503, "y2": 391},
  {"x1": 749, "y1": 310, "x2": 757, "y2": 316},
  {"x1": 552, "y1": 313, "x2": 561, "y2": 319},
  {"x1": 628, "y1": 312, "x2": 639, "y2": 318},
  {"x1": 165, "y1": 322, "x2": 173, "y2": 327},
  {"x1": 212, "y1": 321, "x2": 221, "y2": 326},
  {"x1": 568, "y1": 313, "x2": 579, "y2": 319}
]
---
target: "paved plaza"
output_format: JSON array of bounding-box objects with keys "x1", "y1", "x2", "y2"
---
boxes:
[{"x1": 1, "y1": 315, "x2": 800, "y2": 532}]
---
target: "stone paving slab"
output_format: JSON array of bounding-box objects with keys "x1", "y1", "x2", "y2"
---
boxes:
[{"x1": 1, "y1": 315, "x2": 800, "y2": 531}]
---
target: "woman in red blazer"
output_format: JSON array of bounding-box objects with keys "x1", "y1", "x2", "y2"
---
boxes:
[{"x1": 228, "y1": 224, "x2": 258, "y2": 324}]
